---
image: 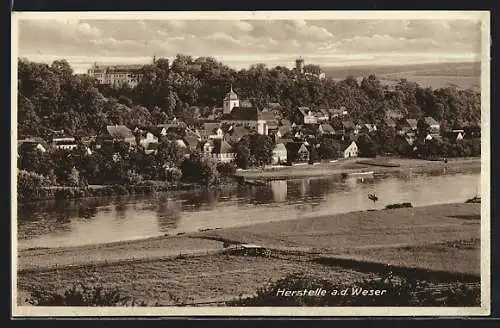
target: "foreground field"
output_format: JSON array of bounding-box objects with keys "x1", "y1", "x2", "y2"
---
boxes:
[
  {"x1": 17, "y1": 202, "x2": 481, "y2": 305},
  {"x1": 196, "y1": 203, "x2": 480, "y2": 256}
]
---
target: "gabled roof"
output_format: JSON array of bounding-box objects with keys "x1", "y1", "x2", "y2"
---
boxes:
[
  {"x1": 183, "y1": 135, "x2": 200, "y2": 149},
  {"x1": 106, "y1": 125, "x2": 134, "y2": 139},
  {"x1": 320, "y1": 123, "x2": 335, "y2": 133},
  {"x1": 343, "y1": 141, "x2": 357, "y2": 151},
  {"x1": 406, "y1": 119, "x2": 418, "y2": 129},
  {"x1": 297, "y1": 107, "x2": 311, "y2": 116},
  {"x1": 424, "y1": 116, "x2": 440, "y2": 126},
  {"x1": 202, "y1": 122, "x2": 221, "y2": 134},
  {"x1": 285, "y1": 142, "x2": 309, "y2": 155},
  {"x1": 273, "y1": 143, "x2": 287, "y2": 152},
  {"x1": 222, "y1": 107, "x2": 262, "y2": 121},
  {"x1": 261, "y1": 110, "x2": 275, "y2": 121},
  {"x1": 212, "y1": 139, "x2": 234, "y2": 154}
]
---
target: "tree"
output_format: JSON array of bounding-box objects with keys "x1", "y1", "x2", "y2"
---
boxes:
[
  {"x1": 246, "y1": 134, "x2": 275, "y2": 167},
  {"x1": 67, "y1": 167, "x2": 80, "y2": 187},
  {"x1": 318, "y1": 138, "x2": 340, "y2": 160},
  {"x1": 18, "y1": 170, "x2": 51, "y2": 201},
  {"x1": 180, "y1": 153, "x2": 220, "y2": 185},
  {"x1": 357, "y1": 134, "x2": 378, "y2": 157},
  {"x1": 234, "y1": 142, "x2": 250, "y2": 169},
  {"x1": 156, "y1": 140, "x2": 185, "y2": 168}
]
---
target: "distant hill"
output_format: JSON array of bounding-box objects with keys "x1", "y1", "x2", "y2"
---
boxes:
[{"x1": 322, "y1": 61, "x2": 481, "y2": 91}]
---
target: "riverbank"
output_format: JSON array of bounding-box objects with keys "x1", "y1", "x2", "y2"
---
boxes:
[
  {"x1": 17, "y1": 202, "x2": 481, "y2": 305},
  {"x1": 235, "y1": 157, "x2": 480, "y2": 180}
]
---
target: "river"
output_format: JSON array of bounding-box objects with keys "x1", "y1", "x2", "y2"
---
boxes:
[{"x1": 17, "y1": 170, "x2": 480, "y2": 250}]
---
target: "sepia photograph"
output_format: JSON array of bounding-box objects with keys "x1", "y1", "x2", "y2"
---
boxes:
[{"x1": 11, "y1": 11, "x2": 490, "y2": 317}]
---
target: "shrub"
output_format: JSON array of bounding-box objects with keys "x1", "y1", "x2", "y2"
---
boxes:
[
  {"x1": 17, "y1": 170, "x2": 51, "y2": 201},
  {"x1": 227, "y1": 272, "x2": 479, "y2": 306},
  {"x1": 26, "y1": 283, "x2": 135, "y2": 306},
  {"x1": 385, "y1": 202, "x2": 413, "y2": 209},
  {"x1": 165, "y1": 167, "x2": 182, "y2": 183},
  {"x1": 112, "y1": 185, "x2": 129, "y2": 195},
  {"x1": 217, "y1": 162, "x2": 236, "y2": 177},
  {"x1": 124, "y1": 170, "x2": 143, "y2": 185}
]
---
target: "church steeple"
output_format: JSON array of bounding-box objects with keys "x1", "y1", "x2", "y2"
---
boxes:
[{"x1": 223, "y1": 84, "x2": 239, "y2": 114}]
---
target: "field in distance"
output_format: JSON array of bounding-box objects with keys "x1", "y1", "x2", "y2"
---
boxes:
[{"x1": 323, "y1": 61, "x2": 480, "y2": 91}]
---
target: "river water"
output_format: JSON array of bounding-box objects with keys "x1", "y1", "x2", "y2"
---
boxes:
[{"x1": 17, "y1": 170, "x2": 480, "y2": 250}]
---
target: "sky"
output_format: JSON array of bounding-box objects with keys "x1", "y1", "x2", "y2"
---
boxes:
[{"x1": 17, "y1": 18, "x2": 482, "y2": 74}]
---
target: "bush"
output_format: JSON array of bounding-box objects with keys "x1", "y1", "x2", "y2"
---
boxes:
[
  {"x1": 26, "y1": 283, "x2": 137, "y2": 306},
  {"x1": 385, "y1": 202, "x2": 413, "y2": 209},
  {"x1": 217, "y1": 162, "x2": 236, "y2": 177},
  {"x1": 165, "y1": 167, "x2": 182, "y2": 183},
  {"x1": 112, "y1": 184, "x2": 129, "y2": 195},
  {"x1": 124, "y1": 170, "x2": 143, "y2": 185},
  {"x1": 17, "y1": 170, "x2": 51, "y2": 201},
  {"x1": 227, "y1": 272, "x2": 479, "y2": 306},
  {"x1": 181, "y1": 154, "x2": 220, "y2": 185}
]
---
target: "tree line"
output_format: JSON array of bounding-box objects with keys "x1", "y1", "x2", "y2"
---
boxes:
[{"x1": 18, "y1": 55, "x2": 480, "y2": 140}]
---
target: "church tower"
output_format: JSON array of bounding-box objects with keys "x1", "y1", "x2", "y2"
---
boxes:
[{"x1": 223, "y1": 85, "x2": 239, "y2": 114}]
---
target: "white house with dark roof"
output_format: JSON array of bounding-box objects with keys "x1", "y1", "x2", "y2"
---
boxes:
[{"x1": 342, "y1": 141, "x2": 359, "y2": 158}]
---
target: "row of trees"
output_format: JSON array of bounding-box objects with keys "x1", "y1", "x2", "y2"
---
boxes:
[{"x1": 18, "y1": 56, "x2": 481, "y2": 140}]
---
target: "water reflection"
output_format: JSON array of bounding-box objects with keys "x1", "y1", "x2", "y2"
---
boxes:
[{"x1": 18, "y1": 171, "x2": 480, "y2": 249}]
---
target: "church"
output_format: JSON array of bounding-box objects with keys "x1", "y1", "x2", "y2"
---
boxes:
[{"x1": 220, "y1": 86, "x2": 269, "y2": 135}]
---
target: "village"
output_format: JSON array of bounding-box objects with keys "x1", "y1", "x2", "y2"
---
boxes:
[{"x1": 17, "y1": 82, "x2": 480, "y2": 173}]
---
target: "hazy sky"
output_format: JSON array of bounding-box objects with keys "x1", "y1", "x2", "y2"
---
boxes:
[{"x1": 17, "y1": 18, "x2": 482, "y2": 74}]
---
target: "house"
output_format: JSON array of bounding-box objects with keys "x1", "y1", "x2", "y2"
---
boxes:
[
  {"x1": 139, "y1": 132, "x2": 158, "y2": 149},
  {"x1": 464, "y1": 125, "x2": 481, "y2": 139},
  {"x1": 272, "y1": 143, "x2": 288, "y2": 165},
  {"x1": 261, "y1": 110, "x2": 279, "y2": 129},
  {"x1": 328, "y1": 107, "x2": 348, "y2": 118},
  {"x1": 285, "y1": 142, "x2": 310, "y2": 164},
  {"x1": 398, "y1": 118, "x2": 418, "y2": 134},
  {"x1": 52, "y1": 137, "x2": 78, "y2": 150},
  {"x1": 294, "y1": 107, "x2": 317, "y2": 125},
  {"x1": 406, "y1": 119, "x2": 418, "y2": 131},
  {"x1": 183, "y1": 135, "x2": 201, "y2": 151},
  {"x1": 221, "y1": 107, "x2": 268, "y2": 135},
  {"x1": 144, "y1": 142, "x2": 158, "y2": 155},
  {"x1": 18, "y1": 138, "x2": 47, "y2": 154},
  {"x1": 342, "y1": 120, "x2": 359, "y2": 135},
  {"x1": 385, "y1": 109, "x2": 403, "y2": 120},
  {"x1": 361, "y1": 124, "x2": 378, "y2": 134},
  {"x1": 424, "y1": 116, "x2": 440, "y2": 136},
  {"x1": 201, "y1": 122, "x2": 224, "y2": 140},
  {"x1": 318, "y1": 123, "x2": 335, "y2": 136},
  {"x1": 342, "y1": 141, "x2": 358, "y2": 158},
  {"x1": 314, "y1": 109, "x2": 330, "y2": 122},
  {"x1": 157, "y1": 121, "x2": 188, "y2": 137},
  {"x1": 224, "y1": 126, "x2": 251, "y2": 143},
  {"x1": 175, "y1": 139, "x2": 187, "y2": 149},
  {"x1": 198, "y1": 139, "x2": 215, "y2": 155},
  {"x1": 211, "y1": 139, "x2": 235, "y2": 163},
  {"x1": 444, "y1": 129, "x2": 466, "y2": 141},
  {"x1": 106, "y1": 125, "x2": 136, "y2": 146}
]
